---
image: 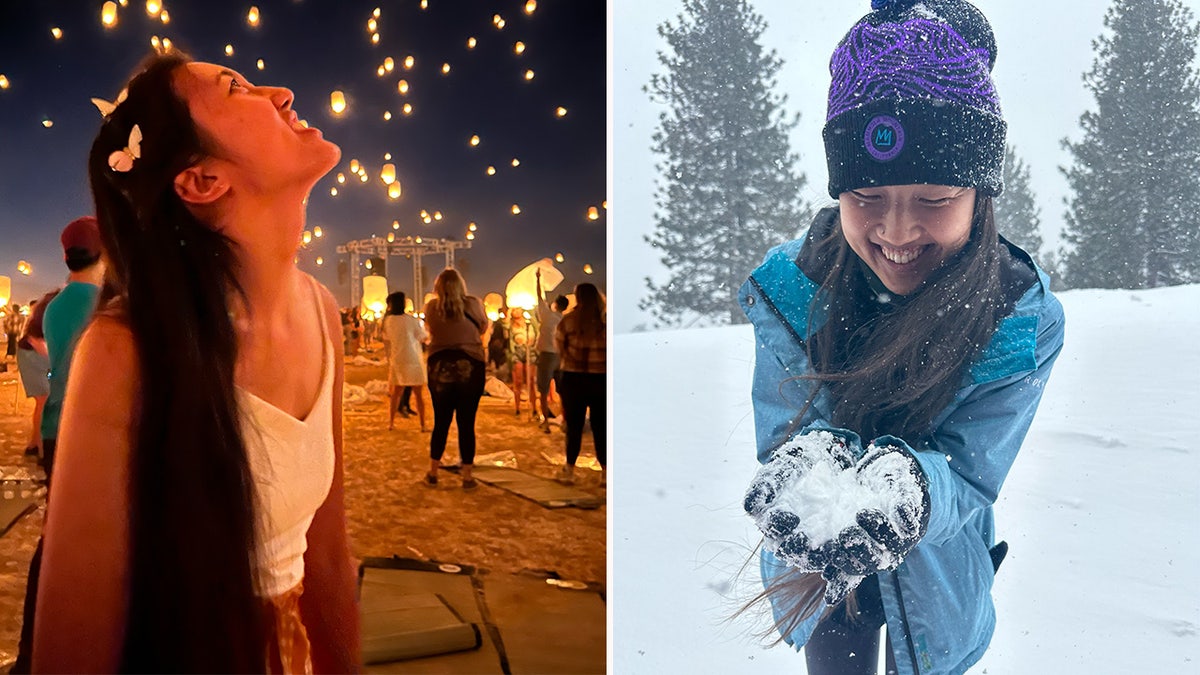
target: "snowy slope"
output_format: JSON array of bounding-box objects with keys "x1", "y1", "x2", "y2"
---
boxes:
[{"x1": 612, "y1": 285, "x2": 1200, "y2": 673}]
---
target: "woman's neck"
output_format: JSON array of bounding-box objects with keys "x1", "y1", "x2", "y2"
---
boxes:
[{"x1": 223, "y1": 196, "x2": 308, "y2": 325}]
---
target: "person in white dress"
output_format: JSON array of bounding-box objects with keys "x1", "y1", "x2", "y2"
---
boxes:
[{"x1": 382, "y1": 292, "x2": 428, "y2": 431}]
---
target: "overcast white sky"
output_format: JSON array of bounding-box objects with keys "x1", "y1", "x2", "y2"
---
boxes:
[{"x1": 611, "y1": 0, "x2": 1200, "y2": 332}]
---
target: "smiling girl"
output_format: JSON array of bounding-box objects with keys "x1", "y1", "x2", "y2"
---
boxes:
[
  {"x1": 30, "y1": 53, "x2": 359, "y2": 672},
  {"x1": 739, "y1": 2, "x2": 1065, "y2": 674}
]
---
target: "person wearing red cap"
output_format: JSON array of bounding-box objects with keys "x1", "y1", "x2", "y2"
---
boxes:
[{"x1": 10, "y1": 216, "x2": 104, "y2": 673}]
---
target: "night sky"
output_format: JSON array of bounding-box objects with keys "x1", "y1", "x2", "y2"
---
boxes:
[{"x1": 0, "y1": 0, "x2": 606, "y2": 309}]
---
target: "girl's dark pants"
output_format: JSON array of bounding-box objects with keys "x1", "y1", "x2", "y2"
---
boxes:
[
  {"x1": 560, "y1": 371, "x2": 606, "y2": 467},
  {"x1": 805, "y1": 575, "x2": 897, "y2": 675},
  {"x1": 427, "y1": 351, "x2": 485, "y2": 465}
]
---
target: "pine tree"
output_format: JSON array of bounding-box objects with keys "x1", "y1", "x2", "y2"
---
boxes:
[
  {"x1": 994, "y1": 144, "x2": 1044, "y2": 261},
  {"x1": 1060, "y1": 0, "x2": 1200, "y2": 289},
  {"x1": 641, "y1": 0, "x2": 811, "y2": 327}
]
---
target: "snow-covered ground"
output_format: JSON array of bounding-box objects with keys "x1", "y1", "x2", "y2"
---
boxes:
[{"x1": 612, "y1": 284, "x2": 1200, "y2": 673}]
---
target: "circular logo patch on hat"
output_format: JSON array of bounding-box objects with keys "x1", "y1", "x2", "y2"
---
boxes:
[{"x1": 864, "y1": 115, "x2": 904, "y2": 162}]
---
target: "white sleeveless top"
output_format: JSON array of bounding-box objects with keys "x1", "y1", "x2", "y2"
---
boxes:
[{"x1": 237, "y1": 276, "x2": 336, "y2": 598}]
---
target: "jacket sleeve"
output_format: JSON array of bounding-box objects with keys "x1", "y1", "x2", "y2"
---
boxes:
[
  {"x1": 748, "y1": 331, "x2": 836, "y2": 465},
  {"x1": 910, "y1": 294, "x2": 1066, "y2": 546}
]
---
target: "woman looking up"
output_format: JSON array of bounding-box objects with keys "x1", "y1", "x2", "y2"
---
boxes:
[
  {"x1": 739, "y1": 2, "x2": 1065, "y2": 674},
  {"x1": 33, "y1": 53, "x2": 360, "y2": 673},
  {"x1": 423, "y1": 268, "x2": 489, "y2": 490}
]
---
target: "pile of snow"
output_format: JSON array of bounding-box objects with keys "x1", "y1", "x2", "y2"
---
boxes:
[{"x1": 613, "y1": 284, "x2": 1200, "y2": 673}]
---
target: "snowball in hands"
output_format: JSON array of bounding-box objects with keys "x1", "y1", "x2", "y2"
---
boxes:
[{"x1": 745, "y1": 430, "x2": 930, "y2": 590}]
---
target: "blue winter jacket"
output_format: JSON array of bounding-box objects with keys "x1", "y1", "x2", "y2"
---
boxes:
[{"x1": 738, "y1": 210, "x2": 1065, "y2": 675}]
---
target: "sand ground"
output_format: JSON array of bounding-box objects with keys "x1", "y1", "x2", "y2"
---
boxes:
[{"x1": 0, "y1": 345, "x2": 606, "y2": 667}]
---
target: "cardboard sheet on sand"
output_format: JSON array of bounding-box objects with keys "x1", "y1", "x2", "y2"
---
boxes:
[
  {"x1": 360, "y1": 557, "x2": 605, "y2": 674},
  {"x1": 468, "y1": 465, "x2": 605, "y2": 510},
  {"x1": 0, "y1": 497, "x2": 37, "y2": 537}
]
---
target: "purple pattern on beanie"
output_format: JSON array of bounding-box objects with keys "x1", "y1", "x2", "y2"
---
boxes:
[{"x1": 827, "y1": 17, "x2": 999, "y2": 121}]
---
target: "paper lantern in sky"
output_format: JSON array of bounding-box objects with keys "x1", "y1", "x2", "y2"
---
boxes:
[
  {"x1": 376, "y1": 65, "x2": 386, "y2": 77},
  {"x1": 392, "y1": 220, "x2": 400, "y2": 230},
  {"x1": 583, "y1": 264, "x2": 594, "y2": 275},
  {"x1": 0, "y1": 75, "x2": 8, "y2": 89},
  {"x1": 380, "y1": 163, "x2": 396, "y2": 184},
  {"x1": 17, "y1": 261, "x2": 32, "y2": 275},
  {"x1": 524, "y1": 69, "x2": 535, "y2": 81},
  {"x1": 0, "y1": 276, "x2": 10, "y2": 307},
  {"x1": 224, "y1": 44, "x2": 234, "y2": 56},
  {"x1": 506, "y1": 259, "x2": 562, "y2": 311},
  {"x1": 466, "y1": 232, "x2": 475, "y2": 241},
  {"x1": 313, "y1": 226, "x2": 323, "y2": 238},
  {"x1": 514, "y1": 41, "x2": 526, "y2": 55},
  {"x1": 160, "y1": 10, "x2": 170, "y2": 23},
  {"x1": 349, "y1": 159, "x2": 360, "y2": 173},
  {"x1": 367, "y1": 18, "x2": 377, "y2": 32},
  {"x1": 102, "y1": 2, "x2": 118, "y2": 27},
  {"x1": 442, "y1": 63, "x2": 451, "y2": 75},
  {"x1": 525, "y1": 1, "x2": 538, "y2": 14},
  {"x1": 555, "y1": 252, "x2": 564, "y2": 263},
  {"x1": 587, "y1": 206, "x2": 600, "y2": 220},
  {"x1": 397, "y1": 79, "x2": 409, "y2": 94},
  {"x1": 146, "y1": 1, "x2": 161, "y2": 18},
  {"x1": 383, "y1": 110, "x2": 392, "y2": 120},
  {"x1": 384, "y1": 57, "x2": 394, "y2": 72},
  {"x1": 511, "y1": 158, "x2": 520, "y2": 167},
  {"x1": 486, "y1": 166, "x2": 496, "y2": 176},
  {"x1": 247, "y1": 6, "x2": 260, "y2": 27},
  {"x1": 511, "y1": 204, "x2": 521, "y2": 215},
  {"x1": 402, "y1": 103, "x2": 413, "y2": 115},
  {"x1": 483, "y1": 292, "x2": 504, "y2": 321},
  {"x1": 556, "y1": 106, "x2": 567, "y2": 117},
  {"x1": 387, "y1": 232, "x2": 395, "y2": 243},
  {"x1": 316, "y1": 257, "x2": 324, "y2": 266},
  {"x1": 468, "y1": 222, "x2": 477, "y2": 232},
  {"x1": 256, "y1": 58, "x2": 265, "y2": 70},
  {"x1": 330, "y1": 187, "x2": 338, "y2": 196},
  {"x1": 469, "y1": 135, "x2": 480, "y2": 147},
  {"x1": 330, "y1": 90, "x2": 346, "y2": 114},
  {"x1": 388, "y1": 183, "x2": 402, "y2": 200},
  {"x1": 404, "y1": 55, "x2": 415, "y2": 69},
  {"x1": 372, "y1": 7, "x2": 381, "y2": 18},
  {"x1": 362, "y1": 276, "x2": 388, "y2": 316},
  {"x1": 384, "y1": 152, "x2": 392, "y2": 160},
  {"x1": 467, "y1": 37, "x2": 477, "y2": 49}
]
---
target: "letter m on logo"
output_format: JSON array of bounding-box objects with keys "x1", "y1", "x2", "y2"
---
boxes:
[{"x1": 874, "y1": 127, "x2": 894, "y2": 148}]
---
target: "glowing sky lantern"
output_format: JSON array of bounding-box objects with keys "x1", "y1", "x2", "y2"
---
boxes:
[
  {"x1": 397, "y1": 79, "x2": 409, "y2": 94},
  {"x1": 0, "y1": 276, "x2": 9, "y2": 308},
  {"x1": 383, "y1": 56, "x2": 394, "y2": 72},
  {"x1": 336, "y1": 172, "x2": 346, "y2": 184},
  {"x1": 524, "y1": 69, "x2": 535, "y2": 81},
  {"x1": 382, "y1": 110, "x2": 391, "y2": 121},
  {"x1": 468, "y1": 222, "x2": 477, "y2": 232},
  {"x1": 256, "y1": 58, "x2": 265, "y2": 70},
  {"x1": 17, "y1": 261, "x2": 32, "y2": 275},
  {"x1": 160, "y1": 9, "x2": 170, "y2": 23},
  {"x1": 433, "y1": 211, "x2": 443, "y2": 221},
  {"x1": 372, "y1": 7, "x2": 380, "y2": 18},
  {"x1": 402, "y1": 103, "x2": 413, "y2": 115},
  {"x1": 150, "y1": 35, "x2": 161, "y2": 49},
  {"x1": 247, "y1": 6, "x2": 260, "y2": 27},
  {"x1": 587, "y1": 206, "x2": 600, "y2": 220},
  {"x1": 514, "y1": 41, "x2": 525, "y2": 55},
  {"x1": 380, "y1": 163, "x2": 396, "y2": 184},
  {"x1": 583, "y1": 264, "x2": 594, "y2": 275},
  {"x1": 415, "y1": 236, "x2": 423, "y2": 244},
  {"x1": 384, "y1": 152, "x2": 392, "y2": 160},
  {"x1": 511, "y1": 158, "x2": 520, "y2": 167},
  {"x1": 316, "y1": 257, "x2": 324, "y2": 266},
  {"x1": 146, "y1": 1, "x2": 161, "y2": 18},
  {"x1": 0, "y1": 75, "x2": 9, "y2": 89},
  {"x1": 441, "y1": 63, "x2": 451, "y2": 75},
  {"x1": 392, "y1": 220, "x2": 400, "y2": 230},
  {"x1": 420, "y1": 0, "x2": 428, "y2": 9},
  {"x1": 102, "y1": 2, "x2": 118, "y2": 27},
  {"x1": 555, "y1": 252, "x2": 564, "y2": 263},
  {"x1": 376, "y1": 65, "x2": 386, "y2": 77},
  {"x1": 224, "y1": 44, "x2": 234, "y2": 56},
  {"x1": 359, "y1": 173, "x2": 369, "y2": 183},
  {"x1": 388, "y1": 183, "x2": 402, "y2": 200},
  {"x1": 466, "y1": 232, "x2": 475, "y2": 241},
  {"x1": 602, "y1": 200, "x2": 608, "y2": 210},
  {"x1": 371, "y1": 33, "x2": 380, "y2": 44},
  {"x1": 556, "y1": 106, "x2": 567, "y2": 117},
  {"x1": 493, "y1": 14, "x2": 505, "y2": 29},
  {"x1": 313, "y1": 226, "x2": 323, "y2": 238},
  {"x1": 161, "y1": 37, "x2": 173, "y2": 51},
  {"x1": 349, "y1": 159, "x2": 360, "y2": 173},
  {"x1": 330, "y1": 187, "x2": 338, "y2": 196},
  {"x1": 419, "y1": 209, "x2": 428, "y2": 220},
  {"x1": 51, "y1": 27, "x2": 63, "y2": 39},
  {"x1": 511, "y1": 204, "x2": 521, "y2": 215},
  {"x1": 329, "y1": 90, "x2": 347, "y2": 115},
  {"x1": 422, "y1": 214, "x2": 432, "y2": 224},
  {"x1": 525, "y1": 1, "x2": 538, "y2": 15},
  {"x1": 367, "y1": 17, "x2": 377, "y2": 32},
  {"x1": 467, "y1": 37, "x2": 477, "y2": 49},
  {"x1": 483, "y1": 293, "x2": 503, "y2": 321},
  {"x1": 506, "y1": 259, "x2": 561, "y2": 311},
  {"x1": 42, "y1": 119, "x2": 53, "y2": 128},
  {"x1": 120, "y1": 0, "x2": 128, "y2": 6},
  {"x1": 387, "y1": 232, "x2": 395, "y2": 243},
  {"x1": 469, "y1": 134, "x2": 480, "y2": 147},
  {"x1": 362, "y1": 276, "x2": 388, "y2": 315},
  {"x1": 302, "y1": 230, "x2": 312, "y2": 245},
  {"x1": 404, "y1": 55, "x2": 415, "y2": 69}
]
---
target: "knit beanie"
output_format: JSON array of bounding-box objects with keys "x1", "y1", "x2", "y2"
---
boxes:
[{"x1": 823, "y1": 0, "x2": 1006, "y2": 198}]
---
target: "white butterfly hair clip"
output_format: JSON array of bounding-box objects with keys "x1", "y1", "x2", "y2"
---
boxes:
[
  {"x1": 90, "y1": 87, "x2": 129, "y2": 119},
  {"x1": 108, "y1": 125, "x2": 143, "y2": 173}
]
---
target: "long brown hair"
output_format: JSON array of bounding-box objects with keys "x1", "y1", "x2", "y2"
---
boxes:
[
  {"x1": 749, "y1": 196, "x2": 1008, "y2": 634},
  {"x1": 432, "y1": 267, "x2": 467, "y2": 320},
  {"x1": 564, "y1": 282, "x2": 605, "y2": 337},
  {"x1": 88, "y1": 52, "x2": 265, "y2": 671}
]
